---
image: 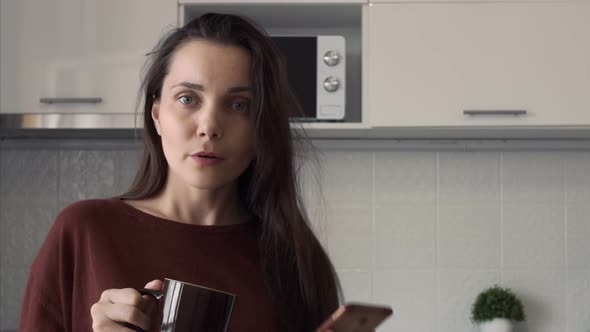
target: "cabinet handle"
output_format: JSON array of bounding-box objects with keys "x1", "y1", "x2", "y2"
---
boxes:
[
  {"x1": 464, "y1": 110, "x2": 527, "y2": 116},
  {"x1": 40, "y1": 97, "x2": 103, "y2": 104}
]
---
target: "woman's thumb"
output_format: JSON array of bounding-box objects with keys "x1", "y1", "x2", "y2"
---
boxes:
[
  {"x1": 140, "y1": 279, "x2": 164, "y2": 315},
  {"x1": 144, "y1": 279, "x2": 164, "y2": 291}
]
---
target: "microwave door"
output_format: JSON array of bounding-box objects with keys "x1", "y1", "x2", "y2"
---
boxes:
[{"x1": 272, "y1": 36, "x2": 317, "y2": 120}]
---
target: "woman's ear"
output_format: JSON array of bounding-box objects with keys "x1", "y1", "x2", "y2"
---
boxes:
[{"x1": 151, "y1": 99, "x2": 161, "y2": 136}]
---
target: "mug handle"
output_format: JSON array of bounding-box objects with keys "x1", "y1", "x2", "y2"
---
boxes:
[
  {"x1": 138, "y1": 288, "x2": 164, "y2": 300},
  {"x1": 122, "y1": 288, "x2": 165, "y2": 332}
]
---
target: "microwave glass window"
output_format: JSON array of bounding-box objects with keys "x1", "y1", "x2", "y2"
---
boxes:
[{"x1": 272, "y1": 37, "x2": 317, "y2": 119}]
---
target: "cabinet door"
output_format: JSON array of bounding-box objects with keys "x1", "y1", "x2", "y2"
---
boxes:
[
  {"x1": 368, "y1": 2, "x2": 590, "y2": 127},
  {"x1": 0, "y1": 0, "x2": 176, "y2": 114},
  {"x1": 369, "y1": 0, "x2": 574, "y2": 3},
  {"x1": 179, "y1": 0, "x2": 367, "y2": 3}
]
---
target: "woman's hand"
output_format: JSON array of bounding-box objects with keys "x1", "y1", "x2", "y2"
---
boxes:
[{"x1": 91, "y1": 279, "x2": 163, "y2": 331}]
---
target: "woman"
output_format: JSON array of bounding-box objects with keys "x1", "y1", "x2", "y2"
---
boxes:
[{"x1": 19, "y1": 13, "x2": 341, "y2": 332}]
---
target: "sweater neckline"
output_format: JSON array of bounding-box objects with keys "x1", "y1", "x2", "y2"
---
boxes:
[{"x1": 109, "y1": 198, "x2": 258, "y2": 234}]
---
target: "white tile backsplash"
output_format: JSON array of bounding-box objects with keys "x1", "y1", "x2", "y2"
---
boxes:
[
  {"x1": 337, "y1": 270, "x2": 373, "y2": 303},
  {"x1": 375, "y1": 204, "x2": 436, "y2": 269},
  {"x1": 566, "y1": 204, "x2": 590, "y2": 269},
  {"x1": 566, "y1": 269, "x2": 590, "y2": 332},
  {"x1": 58, "y1": 150, "x2": 118, "y2": 206},
  {"x1": 502, "y1": 152, "x2": 565, "y2": 204},
  {"x1": 300, "y1": 153, "x2": 327, "y2": 209},
  {"x1": 375, "y1": 151, "x2": 437, "y2": 204},
  {"x1": 503, "y1": 269, "x2": 566, "y2": 331},
  {"x1": 2, "y1": 144, "x2": 590, "y2": 331},
  {"x1": 565, "y1": 152, "x2": 590, "y2": 203},
  {"x1": 0, "y1": 267, "x2": 29, "y2": 331},
  {"x1": 439, "y1": 152, "x2": 500, "y2": 205},
  {"x1": 1, "y1": 201, "x2": 55, "y2": 266},
  {"x1": 438, "y1": 269, "x2": 502, "y2": 332},
  {"x1": 320, "y1": 150, "x2": 373, "y2": 207},
  {"x1": 438, "y1": 204, "x2": 501, "y2": 269},
  {"x1": 0, "y1": 150, "x2": 59, "y2": 204},
  {"x1": 373, "y1": 269, "x2": 436, "y2": 332},
  {"x1": 305, "y1": 206, "x2": 329, "y2": 247},
  {"x1": 326, "y1": 206, "x2": 373, "y2": 270},
  {"x1": 503, "y1": 203, "x2": 565, "y2": 269}
]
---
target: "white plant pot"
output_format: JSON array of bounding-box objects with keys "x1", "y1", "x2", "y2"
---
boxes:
[{"x1": 479, "y1": 318, "x2": 513, "y2": 332}]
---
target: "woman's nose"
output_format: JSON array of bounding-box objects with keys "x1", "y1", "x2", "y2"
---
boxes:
[
  {"x1": 198, "y1": 128, "x2": 221, "y2": 139},
  {"x1": 196, "y1": 108, "x2": 223, "y2": 139}
]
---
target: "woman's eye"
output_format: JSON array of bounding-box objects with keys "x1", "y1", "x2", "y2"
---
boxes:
[
  {"x1": 179, "y1": 95, "x2": 194, "y2": 105},
  {"x1": 232, "y1": 101, "x2": 250, "y2": 113}
]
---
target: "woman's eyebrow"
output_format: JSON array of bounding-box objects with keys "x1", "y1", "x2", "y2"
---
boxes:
[
  {"x1": 227, "y1": 86, "x2": 252, "y2": 93},
  {"x1": 172, "y1": 82, "x2": 204, "y2": 91},
  {"x1": 171, "y1": 81, "x2": 251, "y2": 93}
]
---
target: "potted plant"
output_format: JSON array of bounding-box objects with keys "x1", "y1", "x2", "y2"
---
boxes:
[{"x1": 471, "y1": 285, "x2": 526, "y2": 332}]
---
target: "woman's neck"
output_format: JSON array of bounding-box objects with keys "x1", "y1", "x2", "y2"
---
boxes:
[{"x1": 132, "y1": 178, "x2": 250, "y2": 226}]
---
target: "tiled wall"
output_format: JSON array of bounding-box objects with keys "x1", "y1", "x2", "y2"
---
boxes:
[
  {"x1": 0, "y1": 140, "x2": 143, "y2": 332},
  {"x1": 1, "y1": 139, "x2": 589, "y2": 332}
]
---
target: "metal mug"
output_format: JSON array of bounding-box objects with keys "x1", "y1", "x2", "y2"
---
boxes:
[{"x1": 129, "y1": 278, "x2": 236, "y2": 332}]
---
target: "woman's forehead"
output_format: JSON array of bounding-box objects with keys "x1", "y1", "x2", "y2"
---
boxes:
[{"x1": 165, "y1": 40, "x2": 252, "y2": 86}]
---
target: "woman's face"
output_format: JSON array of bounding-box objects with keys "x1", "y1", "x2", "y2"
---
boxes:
[{"x1": 152, "y1": 39, "x2": 255, "y2": 190}]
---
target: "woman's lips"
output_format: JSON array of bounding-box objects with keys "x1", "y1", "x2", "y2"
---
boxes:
[{"x1": 191, "y1": 155, "x2": 224, "y2": 166}]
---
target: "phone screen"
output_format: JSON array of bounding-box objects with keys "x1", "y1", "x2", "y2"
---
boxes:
[{"x1": 316, "y1": 303, "x2": 393, "y2": 332}]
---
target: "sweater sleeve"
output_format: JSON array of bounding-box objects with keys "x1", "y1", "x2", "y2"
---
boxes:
[
  {"x1": 19, "y1": 289, "x2": 64, "y2": 331},
  {"x1": 19, "y1": 205, "x2": 76, "y2": 332}
]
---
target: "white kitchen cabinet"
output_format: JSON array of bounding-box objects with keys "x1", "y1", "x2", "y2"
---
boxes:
[
  {"x1": 0, "y1": 0, "x2": 177, "y2": 114},
  {"x1": 368, "y1": 2, "x2": 590, "y2": 128},
  {"x1": 369, "y1": 0, "x2": 573, "y2": 3},
  {"x1": 179, "y1": 0, "x2": 367, "y2": 3}
]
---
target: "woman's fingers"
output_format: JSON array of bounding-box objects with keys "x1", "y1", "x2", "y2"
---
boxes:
[
  {"x1": 100, "y1": 288, "x2": 144, "y2": 307},
  {"x1": 91, "y1": 301, "x2": 146, "y2": 332},
  {"x1": 92, "y1": 287, "x2": 157, "y2": 331},
  {"x1": 92, "y1": 281, "x2": 164, "y2": 331},
  {"x1": 106, "y1": 302, "x2": 152, "y2": 331},
  {"x1": 93, "y1": 301, "x2": 152, "y2": 331},
  {"x1": 144, "y1": 279, "x2": 163, "y2": 291}
]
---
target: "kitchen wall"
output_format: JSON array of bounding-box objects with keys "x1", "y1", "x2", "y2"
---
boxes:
[{"x1": 1, "y1": 139, "x2": 589, "y2": 332}]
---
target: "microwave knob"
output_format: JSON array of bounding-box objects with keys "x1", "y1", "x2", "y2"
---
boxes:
[
  {"x1": 323, "y1": 51, "x2": 341, "y2": 66},
  {"x1": 323, "y1": 77, "x2": 340, "y2": 92}
]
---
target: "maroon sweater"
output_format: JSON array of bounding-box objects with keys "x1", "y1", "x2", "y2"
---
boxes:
[{"x1": 19, "y1": 199, "x2": 280, "y2": 332}]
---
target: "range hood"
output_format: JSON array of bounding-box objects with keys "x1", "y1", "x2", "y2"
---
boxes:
[
  {"x1": 0, "y1": 113, "x2": 141, "y2": 129},
  {"x1": 0, "y1": 113, "x2": 144, "y2": 138}
]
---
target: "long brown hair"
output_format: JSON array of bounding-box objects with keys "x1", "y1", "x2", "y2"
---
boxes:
[{"x1": 116, "y1": 13, "x2": 341, "y2": 330}]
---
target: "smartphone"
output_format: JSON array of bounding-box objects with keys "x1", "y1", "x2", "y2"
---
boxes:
[{"x1": 315, "y1": 302, "x2": 393, "y2": 332}]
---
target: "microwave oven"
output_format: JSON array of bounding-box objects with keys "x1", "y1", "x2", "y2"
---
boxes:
[{"x1": 271, "y1": 36, "x2": 346, "y2": 121}]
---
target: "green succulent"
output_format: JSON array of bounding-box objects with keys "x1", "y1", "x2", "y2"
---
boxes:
[{"x1": 471, "y1": 285, "x2": 526, "y2": 324}]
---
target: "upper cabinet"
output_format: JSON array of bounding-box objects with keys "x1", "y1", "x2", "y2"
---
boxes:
[
  {"x1": 0, "y1": 0, "x2": 177, "y2": 114},
  {"x1": 368, "y1": 2, "x2": 590, "y2": 128},
  {"x1": 3, "y1": 0, "x2": 589, "y2": 137},
  {"x1": 179, "y1": 0, "x2": 367, "y2": 3},
  {"x1": 369, "y1": 0, "x2": 576, "y2": 3}
]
